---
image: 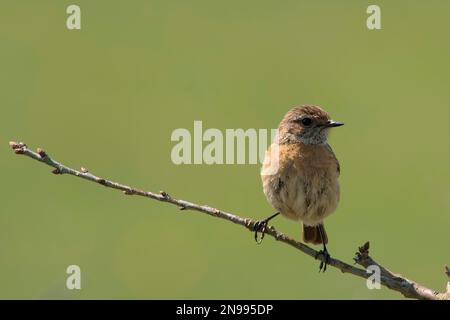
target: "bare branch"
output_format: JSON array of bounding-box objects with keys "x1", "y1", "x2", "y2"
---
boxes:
[{"x1": 8, "y1": 141, "x2": 450, "y2": 300}]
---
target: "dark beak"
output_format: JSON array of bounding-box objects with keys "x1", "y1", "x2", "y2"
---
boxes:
[{"x1": 325, "y1": 120, "x2": 344, "y2": 127}]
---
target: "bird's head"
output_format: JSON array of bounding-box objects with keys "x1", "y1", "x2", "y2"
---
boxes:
[{"x1": 278, "y1": 105, "x2": 343, "y2": 145}]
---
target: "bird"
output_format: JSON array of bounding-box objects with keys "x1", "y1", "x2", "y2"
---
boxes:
[{"x1": 254, "y1": 105, "x2": 343, "y2": 272}]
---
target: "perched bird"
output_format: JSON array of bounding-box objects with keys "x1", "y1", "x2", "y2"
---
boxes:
[{"x1": 255, "y1": 105, "x2": 343, "y2": 271}]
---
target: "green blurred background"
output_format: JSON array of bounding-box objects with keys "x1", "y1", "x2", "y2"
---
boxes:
[{"x1": 1, "y1": 0, "x2": 449, "y2": 299}]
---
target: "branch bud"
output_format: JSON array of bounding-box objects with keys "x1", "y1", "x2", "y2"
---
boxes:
[
  {"x1": 9, "y1": 141, "x2": 19, "y2": 149},
  {"x1": 160, "y1": 191, "x2": 170, "y2": 199},
  {"x1": 37, "y1": 148, "x2": 47, "y2": 158}
]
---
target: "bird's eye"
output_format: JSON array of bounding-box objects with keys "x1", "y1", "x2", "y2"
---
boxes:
[{"x1": 301, "y1": 117, "x2": 312, "y2": 126}]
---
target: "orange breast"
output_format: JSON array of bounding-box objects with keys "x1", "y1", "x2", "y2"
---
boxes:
[{"x1": 261, "y1": 143, "x2": 340, "y2": 226}]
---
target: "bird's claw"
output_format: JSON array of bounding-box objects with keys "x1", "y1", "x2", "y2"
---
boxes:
[
  {"x1": 316, "y1": 249, "x2": 331, "y2": 273},
  {"x1": 252, "y1": 212, "x2": 280, "y2": 244},
  {"x1": 253, "y1": 219, "x2": 269, "y2": 244}
]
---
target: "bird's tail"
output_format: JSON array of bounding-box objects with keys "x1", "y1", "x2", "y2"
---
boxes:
[{"x1": 302, "y1": 223, "x2": 328, "y2": 245}]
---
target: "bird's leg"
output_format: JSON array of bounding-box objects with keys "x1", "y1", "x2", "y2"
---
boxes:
[
  {"x1": 316, "y1": 226, "x2": 330, "y2": 272},
  {"x1": 253, "y1": 212, "x2": 280, "y2": 244}
]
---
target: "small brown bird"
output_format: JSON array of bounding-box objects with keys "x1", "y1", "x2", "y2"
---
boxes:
[{"x1": 254, "y1": 105, "x2": 343, "y2": 271}]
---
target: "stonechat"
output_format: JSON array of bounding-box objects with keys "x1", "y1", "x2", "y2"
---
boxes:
[{"x1": 255, "y1": 105, "x2": 343, "y2": 272}]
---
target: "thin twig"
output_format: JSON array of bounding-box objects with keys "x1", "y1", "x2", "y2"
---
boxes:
[{"x1": 8, "y1": 141, "x2": 450, "y2": 300}]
